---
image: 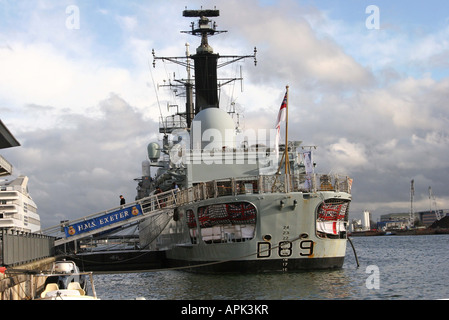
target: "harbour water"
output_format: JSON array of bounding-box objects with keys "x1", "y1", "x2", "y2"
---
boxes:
[{"x1": 93, "y1": 234, "x2": 449, "y2": 300}]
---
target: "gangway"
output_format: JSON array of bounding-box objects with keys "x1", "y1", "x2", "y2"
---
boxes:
[{"x1": 41, "y1": 188, "x2": 181, "y2": 247}]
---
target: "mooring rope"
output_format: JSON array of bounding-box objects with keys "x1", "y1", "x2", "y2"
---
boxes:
[{"x1": 347, "y1": 237, "x2": 360, "y2": 268}]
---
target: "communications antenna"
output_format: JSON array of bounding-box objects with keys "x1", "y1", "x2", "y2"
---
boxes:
[{"x1": 151, "y1": 8, "x2": 256, "y2": 130}]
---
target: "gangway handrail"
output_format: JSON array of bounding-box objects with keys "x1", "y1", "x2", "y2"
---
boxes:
[
  {"x1": 40, "y1": 188, "x2": 177, "y2": 236},
  {"x1": 45, "y1": 189, "x2": 180, "y2": 245}
]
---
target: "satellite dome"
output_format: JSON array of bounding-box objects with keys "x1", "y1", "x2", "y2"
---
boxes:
[
  {"x1": 191, "y1": 108, "x2": 236, "y2": 150},
  {"x1": 147, "y1": 142, "x2": 161, "y2": 162}
]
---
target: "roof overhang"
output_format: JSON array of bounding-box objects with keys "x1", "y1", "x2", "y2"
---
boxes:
[{"x1": 0, "y1": 120, "x2": 20, "y2": 149}]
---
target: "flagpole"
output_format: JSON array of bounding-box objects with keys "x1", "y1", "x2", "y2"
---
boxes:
[
  {"x1": 285, "y1": 86, "x2": 291, "y2": 193},
  {"x1": 272, "y1": 86, "x2": 291, "y2": 193},
  {"x1": 284, "y1": 85, "x2": 289, "y2": 175}
]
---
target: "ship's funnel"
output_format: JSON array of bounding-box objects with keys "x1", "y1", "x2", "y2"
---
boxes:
[
  {"x1": 193, "y1": 52, "x2": 219, "y2": 113},
  {"x1": 182, "y1": 10, "x2": 221, "y2": 113}
]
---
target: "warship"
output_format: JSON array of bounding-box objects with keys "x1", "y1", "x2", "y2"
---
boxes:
[{"x1": 136, "y1": 9, "x2": 353, "y2": 272}]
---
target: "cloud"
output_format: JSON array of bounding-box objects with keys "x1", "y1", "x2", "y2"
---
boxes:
[
  {"x1": 0, "y1": 41, "x2": 153, "y2": 119},
  {"x1": 326, "y1": 138, "x2": 368, "y2": 173},
  {"x1": 219, "y1": 0, "x2": 373, "y2": 91},
  {"x1": 4, "y1": 94, "x2": 158, "y2": 228},
  {"x1": 116, "y1": 15, "x2": 138, "y2": 31}
]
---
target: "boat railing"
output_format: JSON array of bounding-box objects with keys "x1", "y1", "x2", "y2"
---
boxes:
[
  {"x1": 159, "y1": 114, "x2": 187, "y2": 133},
  {"x1": 0, "y1": 200, "x2": 21, "y2": 208},
  {"x1": 174, "y1": 173, "x2": 352, "y2": 206}
]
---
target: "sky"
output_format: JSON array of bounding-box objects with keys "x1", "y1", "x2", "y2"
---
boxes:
[{"x1": 1, "y1": 0, "x2": 449, "y2": 228}]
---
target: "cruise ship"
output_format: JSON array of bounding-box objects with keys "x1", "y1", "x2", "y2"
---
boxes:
[
  {"x1": 136, "y1": 9, "x2": 352, "y2": 272},
  {"x1": 0, "y1": 120, "x2": 40, "y2": 234},
  {"x1": 0, "y1": 175, "x2": 40, "y2": 233}
]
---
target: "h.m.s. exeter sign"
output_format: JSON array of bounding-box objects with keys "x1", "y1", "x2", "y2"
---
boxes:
[{"x1": 64, "y1": 204, "x2": 143, "y2": 238}]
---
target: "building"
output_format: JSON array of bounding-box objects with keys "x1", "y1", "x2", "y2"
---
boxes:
[
  {"x1": 418, "y1": 209, "x2": 449, "y2": 225},
  {"x1": 0, "y1": 120, "x2": 20, "y2": 176},
  {"x1": 379, "y1": 210, "x2": 449, "y2": 229},
  {"x1": 350, "y1": 210, "x2": 372, "y2": 232}
]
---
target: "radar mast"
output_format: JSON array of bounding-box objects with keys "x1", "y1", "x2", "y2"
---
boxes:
[{"x1": 152, "y1": 8, "x2": 257, "y2": 130}]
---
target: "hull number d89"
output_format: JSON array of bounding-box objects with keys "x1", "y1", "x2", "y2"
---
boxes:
[{"x1": 257, "y1": 240, "x2": 314, "y2": 258}]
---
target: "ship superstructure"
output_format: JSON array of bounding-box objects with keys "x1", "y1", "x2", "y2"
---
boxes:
[
  {"x1": 136, "y1": 9, "x2": 352, "y2": 272},
  {"x1": 0, "y1": 175, "x2": 40, "y2": 233}
]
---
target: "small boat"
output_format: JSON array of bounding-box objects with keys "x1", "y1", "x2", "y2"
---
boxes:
[
  {"x1": 37, "y1": 260, "x2": 99, "y2": 300},
  {"x1": 39, "y1": 280, "x2": 98, "y2": 300}
]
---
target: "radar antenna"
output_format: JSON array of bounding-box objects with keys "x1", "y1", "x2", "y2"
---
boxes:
[{"x1": 152, "y1": 8, "x2": 256, "y2": 128}]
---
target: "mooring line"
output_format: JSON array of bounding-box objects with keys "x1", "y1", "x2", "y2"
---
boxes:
[{"x1": 347, "y1": 237, "x2": 359, "y2": 268}]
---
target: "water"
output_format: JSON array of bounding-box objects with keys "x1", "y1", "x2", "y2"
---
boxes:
[{"x1": 93, "y1": 234, "x2": 449, "y2": 300}]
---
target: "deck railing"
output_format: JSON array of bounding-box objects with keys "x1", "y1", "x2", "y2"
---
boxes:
[{"x1": 145, "y1": 173, "x2": 352, "y2": 214}]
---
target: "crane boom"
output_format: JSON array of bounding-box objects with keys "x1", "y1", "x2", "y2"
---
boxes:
[{"x1": 429, "y1": 186, "x2": 442, "y2": 220}]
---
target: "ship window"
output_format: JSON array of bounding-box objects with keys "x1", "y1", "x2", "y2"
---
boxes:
[
  {"x1": 316, "y1": 199, "x2": 349, "y2": 239},
  {"x1": 216, "y1": 181, "x2": 232, "y2": 196}
]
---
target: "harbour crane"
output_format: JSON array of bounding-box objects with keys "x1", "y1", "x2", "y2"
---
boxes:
[
  {"x1": 429, "y1": 186, "x2": 443, "y2": 220},
  {"x1": 409, "y1": 179, "x2": 415, "y2": 228}
]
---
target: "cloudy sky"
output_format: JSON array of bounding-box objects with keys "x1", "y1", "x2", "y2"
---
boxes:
[{"x1": 1, "y1": 0, "x2": 449, "y2": 228}]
